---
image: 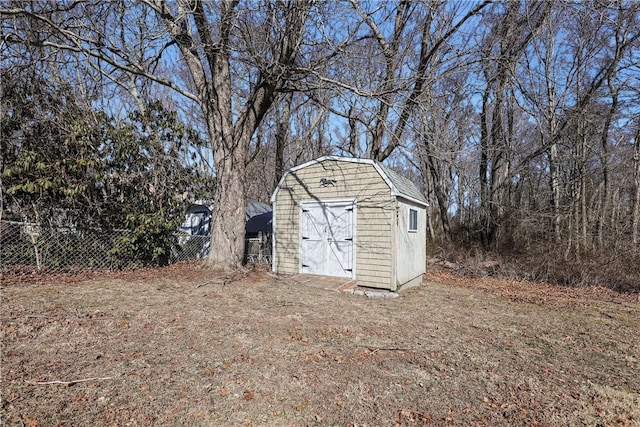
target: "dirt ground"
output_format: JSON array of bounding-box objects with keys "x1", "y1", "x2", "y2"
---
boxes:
[{"x1": 1, "y1": 263, "x2": 639, "y2": 426}]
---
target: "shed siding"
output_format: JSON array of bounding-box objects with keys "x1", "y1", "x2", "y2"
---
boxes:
[
  {"x1": 273, "y1": 159, "x2": 394, "y2": 288},
  {"x1": 396, "y1": 199, "x2": 427, "y2": 286},
  {"x1": 274, "y1": 201, "x2": 299, "y2": 272}
]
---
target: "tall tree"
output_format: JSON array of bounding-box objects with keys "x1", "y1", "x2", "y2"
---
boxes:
[
  {"x1": 1, "y1": 0, "x2": 312, "y2": 268},
  {"x1": 477, "y1": 1, "x2": 551, "y2": 248}
]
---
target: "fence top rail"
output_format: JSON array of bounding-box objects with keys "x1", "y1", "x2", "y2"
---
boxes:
[
  {"x1": 1, "y1": 220, "x2": 40, "y2": 226},
  {"x1": 0, "y1": 220, "x2": 132, "y2": 234}
]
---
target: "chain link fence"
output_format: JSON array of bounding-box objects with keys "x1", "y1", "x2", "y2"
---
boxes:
[
  {"x1": 170, "y1": 232, "x2": 272, "y2": 264},
  {"x1": 243, "y1": 234, "x2": 272, "y2": 264},
  {"x1": 1, "y1": 220, "x2": 271, "y2": 274}
]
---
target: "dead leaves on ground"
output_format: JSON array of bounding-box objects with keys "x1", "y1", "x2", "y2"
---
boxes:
[
  {"x1": 427, "y1": 268, "x2": 637, "y2": 306},
  {"x1": 394, "y1": 409, "x2": 432, "y2": 425}
]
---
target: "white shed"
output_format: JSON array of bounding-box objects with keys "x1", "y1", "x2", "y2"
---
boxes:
[{"x1": 270, "y1": 156, "x2": 427, "y2": 291}]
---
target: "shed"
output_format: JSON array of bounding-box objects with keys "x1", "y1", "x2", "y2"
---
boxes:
[
  {"x1": 270, "y1": 156, "x2": 427, "y2": 291},
  {"x1": 176, "y1": 201, "x2": 272, "y2": 263},
  {"x1": 179, "y1": 201, "x2": 272, "y2": 237}
]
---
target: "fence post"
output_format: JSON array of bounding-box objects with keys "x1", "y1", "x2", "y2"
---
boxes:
[{"x1": 24, "y1": 224, "x2": 42, "y2": 271}]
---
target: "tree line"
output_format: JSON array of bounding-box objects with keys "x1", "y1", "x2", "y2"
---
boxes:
[{"x1": 1, "y1": 1, "x2": 639, "y2": 286}]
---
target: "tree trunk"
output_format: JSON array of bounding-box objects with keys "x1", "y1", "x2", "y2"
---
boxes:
[
  {"x1": 420, "y1": 148, "x2": 450, "y2": 240},
  {"x1": 274, "y1": 94, "x2": 292, "y2": 190},
  {"x1": 426, "y1": 151, "x2": 451, "y2": 239},
  {"x1": 479, "y1": 84, "x2": 492, "y2": 248},
  {"x1": 348, "y1": 105, "x2": 358, "y2": 157},
  {"x1": 597, "y1": 78, "x2": 618, "y2": 247},
  {"x1": 549, "y1": 140, "x2": 562, "y2": 242},
  {"x1": 570, "y1": 122, "x2": 588, "y2": 256},
  {"x1": 541, "y1": 20, "x2": 563, "y2": 244},
  {"x1": 633, "y1": 121, "x2": 640, "y2": 250},
  {"x1": 207, "y1": 136, "x2": 247, "y2": 269},
  {"x1": 421, "y1": 165, "x2": 436, "y2": 241}
]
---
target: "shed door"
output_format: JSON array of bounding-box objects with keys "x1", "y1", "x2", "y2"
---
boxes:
[{"x1": 300, "y1": 201, "x2": 354, "y2": 278}]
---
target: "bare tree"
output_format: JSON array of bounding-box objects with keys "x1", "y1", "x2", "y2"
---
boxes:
[
  {"x1": 472, "y1": 0, "x2": 639, "y2": 251},
  {"x1": 477, "y1": 1, "x2": 552, "y2": 248},
  {"x1": 560, "y1": 1, "x2": 639, "y2": 254},
  {"x1": 413, "y1": 71, "x2": 475, "y2": 241},
  {"x1": 517, "y1": 4, "x2": 572, "y2": 244}
]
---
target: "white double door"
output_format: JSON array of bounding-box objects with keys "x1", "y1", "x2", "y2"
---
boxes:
[{"x1": 300, "y1": 201, "x2": 355, "y2": 278}]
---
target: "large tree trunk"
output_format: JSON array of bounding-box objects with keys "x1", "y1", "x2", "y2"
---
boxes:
[
  {"x1": 207, "y1": 136, "x2": 248, "y2": 269},
  {"x1": 421, "y1": 167, "x2": 436, "y2": 241},
  {"x1": 422, "y1": 147, "x2": 451, "y2": 240},
  {"x1": 419, "y1": 145, "x2": 450, "y2": 241}
]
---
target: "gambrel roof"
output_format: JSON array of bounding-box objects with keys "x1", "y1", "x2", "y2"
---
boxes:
[{"x1": 271, "y1": 156, "x2": 428, "y2": 207}]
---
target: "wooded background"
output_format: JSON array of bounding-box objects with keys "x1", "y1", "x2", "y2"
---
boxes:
[{"x1": 1, "y1": 1, "x2": 639, "y2": 289}]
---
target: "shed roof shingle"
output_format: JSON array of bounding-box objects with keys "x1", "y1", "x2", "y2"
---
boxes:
[
  {"x1": 377, "y1": 163, "x2": 428, "y2": 205},
  {"x1": 271, "y1": 156, "x2": 428, "y2": 207}
]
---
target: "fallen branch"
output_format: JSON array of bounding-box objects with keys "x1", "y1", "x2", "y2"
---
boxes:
[
  {"x1": 197, "y1": 272, "x2": 247, "y2": 288},
  {"x1": 0, "y1": 315, "x2": 56, "y2": 321},
  {"x1": 371, "y1": 347, "x2": 410, "y2": 351},
  {"x1": 196, "y1": 280, "x2": 219, "y2": 288},
  {"x1": 25, "y1": 377, "x2": 112, "y2": 385},
  {"x1": 354, "y1": 344, "x2": 412, "y2": 351},
  {"x1": 427, "y1": 257, "x2": 458, "y2": 270}
]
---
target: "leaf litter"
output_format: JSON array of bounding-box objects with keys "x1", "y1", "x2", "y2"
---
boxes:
[{"x1": 1, "y1": 263, "x2": 638, "y2": 426}]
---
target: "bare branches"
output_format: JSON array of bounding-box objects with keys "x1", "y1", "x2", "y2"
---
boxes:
[
  {"x1": 379, "y1": 0, "x2": 493, "y2": 161},
  {"x1": 1, "y1": 3, "x2": 199, "y2": 102},
  {"x1": 234, "y1": 1, "x2": 312, "y2": 147}
]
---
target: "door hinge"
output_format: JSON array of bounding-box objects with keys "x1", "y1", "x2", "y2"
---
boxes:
[
  {"x1": 302, "y1": 236, "x2": 309, "y2": 240},
  {"x1": 302, "y1": 264, "x2": 309, "y2": 268},
  {"x1": 345, "y1": 238, "x2": 353, "y2": 241},
  {"x1": 345, "y1": 269, "x2": 353, "y2": 272}
]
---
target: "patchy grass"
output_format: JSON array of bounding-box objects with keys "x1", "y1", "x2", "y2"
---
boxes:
[{"x1": 1, "y1": 264, "x2": 639, "y2": 426}]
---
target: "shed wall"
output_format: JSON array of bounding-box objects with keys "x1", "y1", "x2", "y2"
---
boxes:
[
  {"x1": 273, "y1": 159, "x2": 395, "y2": 289},
  {"x1": 396, "y1": 199, "x2": 427, "y2": 286}
]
